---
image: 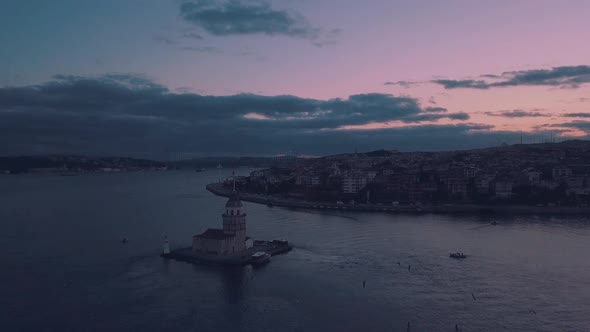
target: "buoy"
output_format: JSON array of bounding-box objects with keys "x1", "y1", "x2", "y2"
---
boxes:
[
  {"x1": 162, "y1": 235, "x2": 170, "y2": 254},
  {"x1": 455, "y1": 323, "x2": 459, "y2": 331},
  {"x1": 363, "y1": 280, "x2": 366, "y2": 288},
  {"x1": 122, "y1": 237, "x2": 128, "y2": 244}
]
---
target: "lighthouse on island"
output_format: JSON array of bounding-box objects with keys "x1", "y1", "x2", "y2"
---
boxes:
[
  {"x1": 192, "y1": 189, "x2": 253, "y2": 256},
  {"x1": 161, "y1": 181, "x2": 293, "y2": 265}
]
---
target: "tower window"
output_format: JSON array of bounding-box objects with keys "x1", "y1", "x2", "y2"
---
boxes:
[
  {"x1": 237, "y1": 210, "x2": 240, "y2": 215},
  {"x1": 231, "y1": 210, "x2": 234, "y2": 215}
]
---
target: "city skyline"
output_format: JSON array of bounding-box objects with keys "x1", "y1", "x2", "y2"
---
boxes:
[{"x1": 2, "y1": 0, "x2": 590, "y2": 157}]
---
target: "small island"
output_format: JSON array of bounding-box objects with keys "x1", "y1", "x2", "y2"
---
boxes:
[{"x1": 161, "y1": 188, "x2": 291, "y2": 266}]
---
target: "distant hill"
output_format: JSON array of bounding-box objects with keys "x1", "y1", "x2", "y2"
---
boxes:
[
  {"x1": 3, "y1": 140, "x2": 589, "y2": 173},
  {"x1": 170, "y1": 155, "x2": 307, "y2": 169},
  {"x1": 319, "y1": 140, "x2": 590, "y2": 160},
  {"x1": 0, "y1": 155, "x2": 166, "y2": 173}
]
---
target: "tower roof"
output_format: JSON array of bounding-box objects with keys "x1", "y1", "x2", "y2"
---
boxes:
[{"x1": 225, "y1": 191, "x2": 243, "y2": 208}]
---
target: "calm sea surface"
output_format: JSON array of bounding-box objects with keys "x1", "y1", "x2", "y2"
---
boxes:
[{"x1": 1, "y1": 170, "x2": 590, "y2": 331}]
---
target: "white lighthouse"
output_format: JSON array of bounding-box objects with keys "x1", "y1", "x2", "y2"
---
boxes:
[{"x1": 162, "y1": 235, "x2": 170, "y2": 254}]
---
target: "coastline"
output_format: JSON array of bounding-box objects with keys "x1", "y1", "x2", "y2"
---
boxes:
[{"x1": 206, "y1": 183, "x2": 590, "y2": 216}]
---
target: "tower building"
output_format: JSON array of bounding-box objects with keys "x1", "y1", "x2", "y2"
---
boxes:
[{"x1": 192, "y1": 189, "x2": 252, "y2": 255}]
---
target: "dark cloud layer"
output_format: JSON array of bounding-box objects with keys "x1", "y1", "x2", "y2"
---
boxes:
[
  {"x1": 562, "y1": 112, "x2": 590, "y2": 118},
  {"x1": 484, "y1": 110, "x2": 552, "y2": 118},
  {"x1": 434, "y1": 65, "x2": 590, "y2": 89},
  {"x1": 0, "y1": 74, "x2": 541, "y2": 158},
  {"x1": 179, "y1": 0, "x2": 318, "y2": 38},
  {"x1": 548, "y1": 121, "x2": 590, "y2": 135}
]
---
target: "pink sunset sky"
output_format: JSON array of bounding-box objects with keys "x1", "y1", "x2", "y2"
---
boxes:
[{"x1": 2, "y1": 0, "x2": 590, "y2": 156}]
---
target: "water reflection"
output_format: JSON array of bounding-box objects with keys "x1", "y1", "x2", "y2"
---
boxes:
[
  {"x1": 222, "y1": 266, "x2": 252, "y2": 329},
  {"x1": 222, "y1": 266, "x2": 251, "y2": 303}
]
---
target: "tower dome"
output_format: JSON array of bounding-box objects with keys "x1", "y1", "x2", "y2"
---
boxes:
[
  {"x1": 224, "y1": 190, "x2": 245, "y2": 217},
  {"x1": 225, "y1": 192, "x2": 243, "y2": 208}
]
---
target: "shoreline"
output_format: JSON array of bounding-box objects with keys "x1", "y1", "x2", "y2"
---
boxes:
[{"x1": 206, "y1": 183, "x2": 590, "y2": 216}]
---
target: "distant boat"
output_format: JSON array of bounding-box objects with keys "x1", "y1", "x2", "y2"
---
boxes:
[
  {"x1": 195, "y1": 168, "x2": 205, "y2": 172},
  {"x1": 251, "y1": 252, "x2": 271, "y2": 266},
  {"x1": 449, "y1": 252, "x2": 466, "y2": 259},
  {"x1": 491, "y1": 221, "x2": 498, "y2": 225},
  {"x1": 217, "y1": 163, "x2": 223, "y2": 169}
]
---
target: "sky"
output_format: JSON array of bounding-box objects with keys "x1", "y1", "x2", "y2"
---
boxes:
[{"x1": 2, "y1": 0, "x2": 590, "y2": 158}]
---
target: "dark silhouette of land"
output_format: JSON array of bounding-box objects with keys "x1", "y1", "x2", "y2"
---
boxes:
[{"x1": 213, "y1": 140, "x2": 590, "y2": 210}]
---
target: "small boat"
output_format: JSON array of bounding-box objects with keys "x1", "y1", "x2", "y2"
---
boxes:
[
  {"x1": 491, "y1": 221, "x2": 498, "y2": 225},
  {"x1": 251, "y1": 251, "x2": 271, "y2": 266},
  {"x1": 216, "y1": 163, "x2": 223, "y2": 169},
  {"x1": 449, "y1": 252, "x2": 466, "y2": 259},
  {"x1": 195, "y1": 168, "x2": 205, "y2": 172}
]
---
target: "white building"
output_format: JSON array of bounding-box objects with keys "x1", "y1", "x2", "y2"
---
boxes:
[
  {"x1": 366, "y1": 170, "x2": 378, "y2": 181},
  {"x1": 524, "y1": 169, "x2": 542, "y2": 184},
  {"x1": 342, "y1": 174, "x2": 368, "y2": 194},
  {"x1": 463, "y1": 167, "x2": 476, "y2": 178},
  {"x1": 475, "y1": 175, "x2": 494, "y2": 194},
  {"x1": 495, "y1": 180, "x2": 513, "y2": 198},
  {"x1": 192, "y1": 191, "x2": 253, "y2": 255},
  {"x1": 552, "y1": 166, "x2": 572, "y2": 180}
]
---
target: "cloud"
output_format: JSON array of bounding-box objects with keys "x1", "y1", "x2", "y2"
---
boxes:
[
  {"x1": 547, "y1": 120, "x2": 590, "y2": 135},
  {"x1": 562, "y1": 112, "x2": 590, "y2": 118},
  {"x1": 424, "y1": 107, "x2": 447, "y2": 113},
  {"x1": 400, "y1": 112, "x2": 469, "y2": 123},
  {"x1": 182, "y1": 31, "x2": 204, "y2": 40},
  {"x1": 0, "y1": 74, "x2": 520, "y2": 157},
  {"x1": 484, "y1": 110, "x2": 552, "y2": 118},
  {"x1": 180, "y1": 46, "x2": 224, "y2": 54},
  {"x1": 432, "y1": 79, "x2": 490, "y2": 89},
  {"x1": 152, "y1": 35, "x2": 177, "y2": 45},
  {"x1": 384, "y1": 81, "x2": 421, "y2": 88},
  {"x1": 433, "y1": 65, "x2": 590, "y2": 89},
  {"x1": 179, "y1": 0, "x2": 319, "y2": 39},
  {"x1": 180, "y1": 45, "x2": 254, "y2": 57}
]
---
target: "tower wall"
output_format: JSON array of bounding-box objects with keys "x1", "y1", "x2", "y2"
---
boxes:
[
  {"x1": 222, "y1": 191, "x2": 248, "y2": 253},
  {"x1": 222, "y1": 213, "x2": 247, "y2": 252}
]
